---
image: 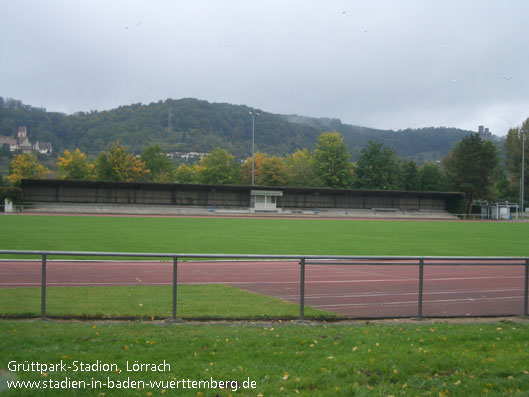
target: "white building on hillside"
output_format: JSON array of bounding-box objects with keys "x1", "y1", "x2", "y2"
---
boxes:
[{"x1": 0, "y1": 126, "x2": 53, "y2": 154}]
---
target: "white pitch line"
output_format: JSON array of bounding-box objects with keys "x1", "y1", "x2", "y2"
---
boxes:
[
  {"x1": 427, "y1": 276, "x2": 522, "y2": 282},
  {"x1": 276, "y1": 288, "x2": 525, "y2": 300},
  {"x1": 193, "y1": 270, "x2": 211, "y2": 275},
  {"x1": 343, "y1": 268, "x2": 414, "y2": 280},
  {"x1": 301, "y1": 275, "x2": 522, "y2": 283},
  {"x1": 0, "y1": 275, "x2": 523, "y2": 287},
  {"x1": 315, "y1": 295, "x2": 523, "y2": 309}
]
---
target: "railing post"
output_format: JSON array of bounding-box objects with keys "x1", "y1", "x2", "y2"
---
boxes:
[
  {"x1": 418, "y1": 258, "x2": 424, "y2": 320},
  {"x1": 41, "y1": 254, "x2": 47, "y2": 320},
  {"x1": 523, "y1": 259, "x2": 529, "y2": 316},
  {"x1": 300, "y1": 258, "x2": 305, "y2": 320},
  {"x1": 172, "y1": 256, "x2": 178, "y2": 320}
]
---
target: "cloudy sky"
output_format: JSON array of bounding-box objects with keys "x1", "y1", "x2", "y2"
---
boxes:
[{"x1": 1, "y1": 1, "x2": 528, "y2": 136}]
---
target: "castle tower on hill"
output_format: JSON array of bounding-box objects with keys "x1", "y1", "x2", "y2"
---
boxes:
[
  {"x1": 18, "y1": 126, "x2": 27, "y2": 140},
  {"x1": 17, "y1": 126, "x2": 32, "y2": 153}
]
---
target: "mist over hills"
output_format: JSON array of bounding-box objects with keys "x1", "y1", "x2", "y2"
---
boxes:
[
  {"x1": 280, "y1": 114, "x2": 498, "y2": 162},
  {"x1": 0, "y1": 96, "x2": 498, "y2": 162}
]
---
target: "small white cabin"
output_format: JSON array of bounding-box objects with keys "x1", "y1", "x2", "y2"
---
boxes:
[{"x1": 250, "y1": 190, "x2": 283, "y2": 212}]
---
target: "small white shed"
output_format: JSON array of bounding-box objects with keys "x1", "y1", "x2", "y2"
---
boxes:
[
  {"x1": 480, "y1": 201, "x2": 519, "y2": 220},
  {"x1": 250, "y1": 190, "x2": 283, "y2": 212}
]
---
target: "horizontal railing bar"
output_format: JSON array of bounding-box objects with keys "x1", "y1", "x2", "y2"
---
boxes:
[
  {"x1": 424, "y1": 262, "x2": 526, "y2": 266},
  {"x1": 0, "y1": 251, "x2": 306, "y2": 259},
  {"x1": 306, "y1": 261, "x2": 526, "y2": 266},
  {"x1": 0, "y1": 250, "x2": 527, "y2": 262},
  {"x1": 305, "y1": 262, "x2": 419, "y2": 265}
]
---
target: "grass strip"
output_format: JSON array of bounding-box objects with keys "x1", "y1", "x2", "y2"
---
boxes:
[
  {"x1": 1, "y1": 320, "x2": 528, "y2": 396},
  {"x1": 0, "y1": 285, "x2": 336, "y2": 320},
  {"x1": 1, "y1": 215, "x2": 529, "y2": 257}
]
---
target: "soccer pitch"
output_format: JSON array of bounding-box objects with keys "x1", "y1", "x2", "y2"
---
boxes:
[
  {"x1": 1, "y1": 215, "x2": 528, "y2": 256},
  {"x1": 2, "y1": 214, "x2": 529, "y2": 396}
]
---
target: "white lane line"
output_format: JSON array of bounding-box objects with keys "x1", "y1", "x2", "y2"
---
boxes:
[
  {"x1": 276, "y1": 288, "x2": 525, "y2": 300},
  {"x1": 302, "y1": 275, "x2": 522, "y2": 283},
  {"x1": 0, "y1": 275, "x2": 523, "y2": 287},
  {"x1": 315, "y1": 295, "x2": 523, "y2": 309},
  {"x1": 342, "y1": 268, "x2": 414, "y2": 280}
]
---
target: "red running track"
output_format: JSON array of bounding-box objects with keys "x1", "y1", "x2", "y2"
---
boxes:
[{"x1": 0, "y1": 260, "x2": 526, "y2": 318}]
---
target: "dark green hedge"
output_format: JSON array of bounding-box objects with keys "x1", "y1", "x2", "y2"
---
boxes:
[{"x1": 0, "y1": 187, "x2": 22, "y2": 204}]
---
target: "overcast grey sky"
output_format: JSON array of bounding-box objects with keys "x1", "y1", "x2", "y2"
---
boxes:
[{"x1": 1, "y1": 0, "x2": 528, "y2": 135}]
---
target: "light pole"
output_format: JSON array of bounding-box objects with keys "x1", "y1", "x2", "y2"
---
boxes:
[
  {"x1": 522, "y1": 132, "x2": 526, "y2": 215},
  {"x1": 249, "y1": 110, "x2": 259, "y2": 185}
]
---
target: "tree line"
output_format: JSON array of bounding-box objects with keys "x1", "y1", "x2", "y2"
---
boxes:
[
  {"x1": 4, "y1": 117, "x2": 529, "y2": 215},
  {"x1": 4, "y1": 132, "x2": 446, "y2": 188},
  {"x1": 0, "y1": 129, "x2": 502, "y2": 209}
]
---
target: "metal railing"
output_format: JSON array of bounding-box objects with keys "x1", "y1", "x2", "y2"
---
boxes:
[
  {"x1": 454, "y1": 213, "x2": 529, "y2": 221},
  {"x1": 0, "y1": 250, "x2": 528, "y2": 321}
]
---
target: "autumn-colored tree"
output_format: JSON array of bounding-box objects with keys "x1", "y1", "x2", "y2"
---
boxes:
[
  {"x1": 7, "y1": 153, "x2": 51, "y2": 185},
  {"x1": 240, "y1": 152, "x2": 292, "y2": 186},
  {"x1": 95, "y1": 143, "x2": 149, "y2": 182},
  {"x1": 56, "y1": 148, "x2": 95, "y2": 180},
  {"x1": 258, "y1": 155, "x2": 290, "y2": 186},
  {"x1": 240, "y1": 152, "x2": 267, "y2": 185},
  {"x1": 174, "y1": 163, "x2": 201, "y2": 183},
  {"x1": 285, "y1": 149, "x2": 322, "y2": 187}
]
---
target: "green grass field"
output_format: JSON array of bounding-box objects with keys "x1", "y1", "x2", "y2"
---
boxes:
[
  {"x1": 1, "y1": 320, "x2": 529, "y2": 396},
  {"x1": 0, "y1": 285, "x2": 335, "y2": 320},
  {"x1": 1, "y1": 215, "x2": 529, "y2": 256},
  {"x1": 2, "y1": 215, "x2": 529, "y2": 395}
]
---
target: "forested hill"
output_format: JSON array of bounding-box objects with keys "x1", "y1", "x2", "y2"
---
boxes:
[
  {"x1": 0, "y1": 96, "x2": 489, "y2": 161},
  {"x1": 281, "y1": 114, "x2": 492, "y2": 162}
]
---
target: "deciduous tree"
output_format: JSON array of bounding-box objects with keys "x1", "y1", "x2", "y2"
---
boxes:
[
  {"x1": 354, "y1": 141, "x2": 401, "y2": 190},
  {"x1": 258, "y1": 155, "x2": 290, "y2": 186},
  {"x1": 174, "y1": 163, "x2": 201, "y2": 183},
  {"x1": 241, "y1": 152, "x2": 291, "y2": 186},
  {"x1": 503, "y1": 118, "x2": 529, "y2": 205},
  {"x1": 443, "y1": 134, "x2": 499, "y2": 214},
  {"x1": 0, "y1": 144, "x2": 11, "y2": 158},
  {"x1": 7, "y1": 153, "x2": 51, "y2": 185},
  {"x1": 140, "y1": 145, "x2": 176, "y2": 182},
  {"x1": 312, "y1": 132, "x2": 352, "y2": 188},
  {"x1": 400, "y1": 160, "x2": 419, "y2": 191},
  {"x1": 95, "y1": 143, "x2": 149, "y2": 182},
  {"x1": 491, "y1": 165, "x2": 515, "y2": 202},
  {"x1": 56, "y1": 148, "x2": 95, "y2": 180},
  {"x1": 285, "y1": 149, "x2": 322, "y2": 187},
  {"x1": 198, "y1": 148, "x2": 239, "y2": 185},
  {"x1": 241, "y1": 152, "x2": 272, "y2": 185},
  {"x1": 418, "y1": 162, "x2": 444, "y2": 191}
]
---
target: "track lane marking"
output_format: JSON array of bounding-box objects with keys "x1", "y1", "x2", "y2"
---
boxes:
[
  {"x1": 315, "y1": 295, "x2": 524, "y2": 308},
  {"x1": 275, "y1": 288, "x2": 525, "y2": 300}
]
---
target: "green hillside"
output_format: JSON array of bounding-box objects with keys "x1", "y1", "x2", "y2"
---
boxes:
[{"x1": 0, "y1": 96, "x2": 485, "y2": 162}]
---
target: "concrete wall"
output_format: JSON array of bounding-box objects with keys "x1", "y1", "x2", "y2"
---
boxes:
[
  {"x1": 279, "y1": 192, "x2": 445, "y2": 211},
  {"x1": 22, "y1": 182, "x2": 251, "y2": 208}
]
